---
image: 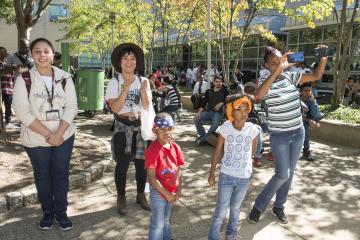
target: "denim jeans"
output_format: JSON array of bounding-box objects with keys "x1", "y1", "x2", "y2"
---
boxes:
[
  {"x1": 25, "y1": 135, "x2": 75, "y2": 216},
  {"x1": 254, "y1": 124, "x2": 263, "y2": 158},
  {"x1": 208, "y1": 173, "x2": 249, "y2": 240},
  {"x1": 195, "y1": 111, "x2": 222, "y2": 143},
  {"x1": 148, "y1": 187, "x2": 173, "y2": 240},
  {"x1": 303, "y1": 122, "x2": 310, "y2": 152},
  {"x1": 254, "y1": 127, "x2": 304, "y2": 212}
]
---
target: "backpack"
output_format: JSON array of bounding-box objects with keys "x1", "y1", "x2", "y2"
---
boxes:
[{"x1": 22, "y1": 70, "x2": 67, "y2": 98}]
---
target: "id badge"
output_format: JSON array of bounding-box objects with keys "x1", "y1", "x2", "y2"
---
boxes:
[{"x1": 46, "y1": 110, "x2": 60, "y2": 121}]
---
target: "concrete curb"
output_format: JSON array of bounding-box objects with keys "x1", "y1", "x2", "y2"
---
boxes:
[{"x1": 2, "y1": 134, "x2": 113, "y2": 211}]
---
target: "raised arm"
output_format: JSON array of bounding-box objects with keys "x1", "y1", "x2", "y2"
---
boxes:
[{"x1": 298, "y1": 57, "x2": 327, "y2": 85}]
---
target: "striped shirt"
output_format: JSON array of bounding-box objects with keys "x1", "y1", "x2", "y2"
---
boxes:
[
  {"x1": 259, "y1": 71, "x2": 303, "y2": 132},
  {"x1": 0, "y1": 62, "x2": 14, "y2": 95},
  {"x1": 166, "y1": 85, "x2": 180, "y2": 106}
]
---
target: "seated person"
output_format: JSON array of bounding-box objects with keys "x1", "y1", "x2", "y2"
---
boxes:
[
  {"x1": 344, "y1": 78, "x2": 359, "y2": 105},
  {"x1": 191, "y1": 74, "x2": 208, "y2": 110},
  {"x1": 159, "y1": 76, "x2": 181, "y2": 113},
  {"x1": 300, "y1": 83, "x2": 323, "y2": 162},
  {"x1": 148, "y1": 74, "x2": 164, "y2": 113},
  {"x1": 194, "y1": 76, "x2": 229, "y2": 146}
]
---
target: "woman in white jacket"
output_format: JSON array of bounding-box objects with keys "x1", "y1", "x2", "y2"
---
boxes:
[{"x1": 13, "y1": 38, "x2": 77, "y2": 231}]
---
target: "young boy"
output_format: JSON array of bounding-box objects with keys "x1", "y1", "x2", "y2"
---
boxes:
[
  {"x1": 145, "y1": 112, "x2": 184, "y2": 240},
  {"x1": 208, "y1": 94, "x2": 260, "y2": 240},
  {"x1": 300, "y1": 83, "x2": 323, "y2": 161}
]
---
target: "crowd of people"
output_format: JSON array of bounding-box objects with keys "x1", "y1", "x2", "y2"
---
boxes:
[{"x1": 0, "y1": 36, "x2": 358, "y2": 240}]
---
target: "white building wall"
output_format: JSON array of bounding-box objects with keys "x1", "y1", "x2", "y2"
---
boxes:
[{"x1": 0, "y1": 0, "x2": 68, "y2": 53}]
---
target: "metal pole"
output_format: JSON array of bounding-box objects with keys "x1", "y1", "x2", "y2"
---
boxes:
[
  {"x1": 61, "y1": 42, "x2": 70, "y2": 73},
  {"x1": 207, "y1": 0, "x2": 211, "y2": 89}
]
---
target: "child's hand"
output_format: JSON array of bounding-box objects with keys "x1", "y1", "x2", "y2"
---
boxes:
[
  {"x1": 166, "y1": 192, "x2": 176, "y2": 203},
  {"x1": 208, "y1": 173, "x2": 216, "y2": 187},
  {"x1": 175, "y1": 191, "x2": 181, "y2": 202},
  {"x1": 309, "y1": 120, "x2": 320, "y2": 128}
]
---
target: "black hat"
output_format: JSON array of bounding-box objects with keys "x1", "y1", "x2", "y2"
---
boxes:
[{"x1": 111, "y1": 43, "x2": 144, "y2": 73}]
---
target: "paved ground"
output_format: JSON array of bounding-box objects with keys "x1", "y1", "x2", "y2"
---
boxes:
[{"x1": 0, "y1": 110, "x2": 359, "y2": 240}]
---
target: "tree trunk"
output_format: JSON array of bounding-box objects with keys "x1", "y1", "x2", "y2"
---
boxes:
[{"x1": 16, "y1": 23, "x2": 31, "y2": 47}]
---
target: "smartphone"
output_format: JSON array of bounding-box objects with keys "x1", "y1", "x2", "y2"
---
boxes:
[
  {"x1": 288, "y1": 52, "x2": 304, "y2": 63},
  {"x1": 314, "y1": 47, "x2": 327, "y2": 59}
]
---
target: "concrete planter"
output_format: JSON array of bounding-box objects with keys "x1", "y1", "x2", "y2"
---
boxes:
[
  {"x1": 181, "y1": 93, "x2": 360, "y2": 148},
  {"x1": 311, "y1": 119, "x2": 360, "y2": 148}
]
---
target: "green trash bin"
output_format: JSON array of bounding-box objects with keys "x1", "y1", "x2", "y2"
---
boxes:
[{"x1": 76, "y1": 69, "x2": 104, "y2": 111}]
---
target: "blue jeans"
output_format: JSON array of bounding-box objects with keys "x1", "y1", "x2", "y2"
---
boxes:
[
  {"x1": 149, "y1": 187, "x2": 173, "y2": 240},
  {"x1": 254, "y1": 127, "x2": 304, "y2": 212},
  {"x1": 303, "y1": 122, "x2": 310, "y2": 152},
  {"x1": 254, "y1": 124, "x2": 263, "y2": 158},
  {"x1": 25, "y1": 135, "x2": 75, "y2": 216},
  {"x1": 195, "y1": 111, "x2": 222, "y2": 143},
  {"x1": 208, "y1": 173, "x2": 249, "y2": 240}
]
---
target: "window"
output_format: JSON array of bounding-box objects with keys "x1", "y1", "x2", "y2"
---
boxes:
[
  {"x1": 287, "y1": 44, "x2": 299, "y2": 52},
  {"x1": 299, "y1": 43, "x2": 318, "y2": 56},
  {"x1": 244, "y1": 36, "x2": 258, "y2": 47},
  {"x1": 288, "y1": 32, "x2": 299, "y2": 44},
  {"x1": 321, "y1": 74, "x2": 333, "y2": 83},
  {"x1": 324, "y1": 26, "x2": 337, "y2": 41},
  {"x1": 299, "y1": 29, "x2": 322, "y2": 43},
  {"x1": 242, "y1": 60, "x2": 257, "y2": 69},
  {"x1": 243, "y1": 48, "x2": 258, "y2": 58},
  {"x1": 49, "y1": 4, "x2": 68, "y2": 22}
]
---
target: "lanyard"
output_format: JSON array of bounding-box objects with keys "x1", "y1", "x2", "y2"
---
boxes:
[{"x1": 43, "y1": 68, "x2": 55, "y2": 109}]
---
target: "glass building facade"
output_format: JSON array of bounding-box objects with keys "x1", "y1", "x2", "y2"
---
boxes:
[{"x1": 152, "y1": 34, "x2": 286, "y2": 79}]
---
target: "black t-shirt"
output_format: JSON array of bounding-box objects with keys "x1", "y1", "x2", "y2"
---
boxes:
[{"x1": 202, "y1": 87, "x2": 229, "y2": 112}]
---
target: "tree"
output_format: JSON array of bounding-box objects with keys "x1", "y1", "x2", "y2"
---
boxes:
[
  {"x1": 0, "y1": 0, "x2": 52, "y2": 47},
  {"x1": 151, "y1": 0, "x2": 205, "y2": 67},
  {"x1": 203, "y1": 0, "x2": 335, "y2": 85},
  {"x1": 63, "y1": 0, "x2": 154, "y2": 69},
  {"x1": 124, "y1": 0, "x2": 155, "y2": 74},
  {"x1": 328, "y1": 0, "x2": 359, "y2": 108}
]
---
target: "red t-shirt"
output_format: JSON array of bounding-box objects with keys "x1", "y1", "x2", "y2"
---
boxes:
[{"x1": 145, "y1": 140, "x2": 184, "y2": 194}]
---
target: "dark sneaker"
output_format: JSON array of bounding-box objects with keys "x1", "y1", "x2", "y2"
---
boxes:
[
  {"x1": 302, "y1": 151, "x2": 315, "y2": 162},
  {"x1": 55, "y1": 212, "x2": 73, "y2": 231},
  {"x1": 248, "y1": 207, "x2": 261, "y2": 224},
  {"x1": 39, "y1": 212, "x2": 54, "y2": 230},
  {"x1": 272, "y1": 207, "x2": 288, "y2": 224},
  {"x1": 196, "y1": 139, "x2": 206, "y2": 147}
]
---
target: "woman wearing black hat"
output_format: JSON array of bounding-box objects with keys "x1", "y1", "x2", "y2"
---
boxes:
[{"x1": 105, "y1": 43, "x2": 151, "y2": 215}]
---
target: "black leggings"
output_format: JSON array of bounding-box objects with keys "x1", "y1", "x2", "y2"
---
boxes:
[{"x1": 113, "y1": 131, "x2": 147, "y2": 196}]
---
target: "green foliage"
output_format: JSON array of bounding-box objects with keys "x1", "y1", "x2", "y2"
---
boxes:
[
  {"x1": 283, "y1": 0, "x2": 334, "y2": 28},
  {"x1": 319, "y1": 104, "x2": 360, "y2": 124},
  {"x1": 62, "y1": 0, "x2": 154, "y2": 67},
  {"x1": 0, "y1": 0, "x2": 16, "y2": 23}
]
